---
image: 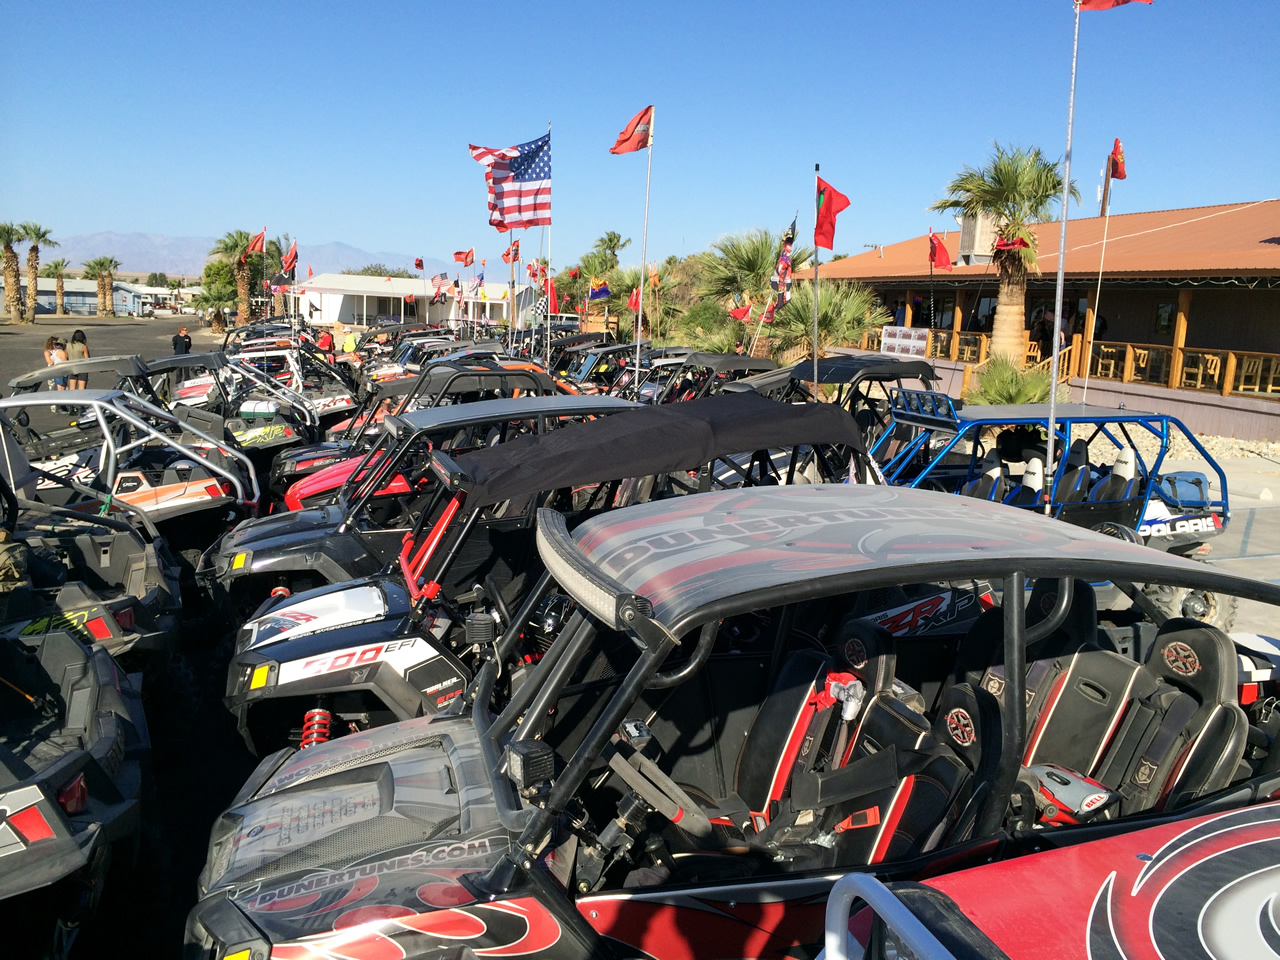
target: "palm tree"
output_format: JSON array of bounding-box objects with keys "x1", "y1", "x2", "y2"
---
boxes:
[
  {"x1": 81, "y1": 256, "x2": 122, "y2": 316},
  {"x1": 930, "y1": 143, "x2": 1079, "y2": 363},
  {"x1": 40, "y1": 258, "x2": 71, "y2": 315},
  {"x1": 769, "y1": 281, "x2": 887, "y2": 362},
  {"x1": 698, "y1": 229, "x2": 814, "y2": 311},
  {"x1": 192, "y1": 282, "x2": 236, "y2": 335},
  {"x1": 167, "y1": 277, "x2": 185, "y2": 310},
  {"x1": 209, "y1": 230, "x2": 254, "y2": 326},
  {"x1": 0, "y1": 224, "x2": 22, "y2": 322},
  {"x1": 592, "y1": 232, "x2": 631, "y2": 271},
  {"x1": 18, "y1": 223, "x2": 57, "y2": 323}
]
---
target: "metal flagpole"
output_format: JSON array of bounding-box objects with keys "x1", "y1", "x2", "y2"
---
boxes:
[
  {"x1": 1082, "y1": 157, "x2": 1113, "y2": 405},
  {"x1": 545, "y1": 122, "x2": 552, "y2": 371},
  {"x1": 1045, "y1": 1, "x2": 1082, "y2": 515},
  {"x1": 812, "y1": 164, "x2": 821, "y2": 393},
  {"x1": 636, "y1": 108, "x2": 654, "y2": 376}
]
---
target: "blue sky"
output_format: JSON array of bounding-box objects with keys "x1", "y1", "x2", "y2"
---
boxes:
[{"x1": 3, "y1": 1, "x2": 1275, "y2": 272}]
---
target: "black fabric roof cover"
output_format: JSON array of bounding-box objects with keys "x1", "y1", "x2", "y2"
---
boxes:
[
  {"x1": 805, "y1": 354, "x2": 939, "y2": 385},
  {"x1": 454, "y1": 391, "x2": 863, "y2": 508},
  {"x1": 408, "y1": 364, "x2": 557, "y2": 398},
  {"x1": 145, "y1": 352, "x2": 227, "y2": 373},
  {"x1": 680, "y1": 352, "x2": 778, "y2": 374}
]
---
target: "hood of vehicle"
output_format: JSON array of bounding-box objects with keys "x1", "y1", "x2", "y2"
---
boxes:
[
  {"x1": 221, "y1": 504, "x2": 347, "y2": 557},
  {"x1": 270, "y1": 441, "x2": 358, "y2": 475},
  {"x1": 239, "y1": 577, "x2": 410, "y2": 652},
  {"x1": 198, "y1": 715, "x2": 516, "y2": 949}
]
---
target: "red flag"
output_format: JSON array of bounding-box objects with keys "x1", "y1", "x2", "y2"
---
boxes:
[
  {"x1": 405, "y1": 293, "x2": 415, "y2": 303},
  {"x1": 453, "y1": 248, "x2": 475, "y2": 266},
  {"x1": 1079, "y1": 0, "x2": 1152, "y2": 9},
  {"x1": 545, "y1": 276, "x2": 558, "y2": 312},
  {"x1": 729, "y1": 305, "x2": 751, "y2": 321},
  {"x1": 1109, "y1": 138, "x2": 1127, "y2": 180},
  {"x1": 567, "y1": 267, "x2": 579, "y2": 279},
  {"x1": 814, "y1": 178, "x2": 850, "y2": 250},
  {"x1": 281, "y1": 239, "x2": 298, "y2": 273},
  {"x1": 761, "y1": 299, "x2": 777, "y2": 324},
  {"x1": 307, "y1": 264, "x2": 313, "y2": 279},
  {"x1": 610, "y1": 105, "x2": 653, "y2": 154},
  {"x1": 414, "y1": 257, "x2": 424, "y2": 269},
  {"x1": 626, "y1": 287, "x2": 640, "y2": 312},
  {"x1": 561, "y1": 293, "x2": 570, "y2": 307},
  {"x1": 242, "y1": 230, "x2": 266, "y2": 262},
  {"x1": 929, "y1": 231, "x2": 954, "y2": 272},
  {"x1": 502, "y1": 239, "x2": 520, "y2": 264},
  {"x1": 994, "y1": 236, "x2": 1030, "y2": 250}
]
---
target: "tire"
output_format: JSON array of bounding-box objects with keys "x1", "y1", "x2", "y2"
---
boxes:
[{"x1": 1143, "y1": 582, "x2": 1238, "y2": 632}]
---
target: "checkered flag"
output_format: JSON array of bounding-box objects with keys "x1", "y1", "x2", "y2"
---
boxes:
[{"x1": 533, "y1": 295, "x2": 549, "y2": 317}]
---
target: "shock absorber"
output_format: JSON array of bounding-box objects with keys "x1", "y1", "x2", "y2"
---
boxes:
[{"x1": 300, "y1": 703, "x2": 332, "y2": 749}]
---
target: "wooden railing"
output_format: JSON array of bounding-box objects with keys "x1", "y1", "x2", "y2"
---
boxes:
[
  {"x1": 1084, "y1": 340, "x2": 1174, "y2": 387},
  {"x1": 1030, "y1": 343, "x2": 1076, "y2": 383}
]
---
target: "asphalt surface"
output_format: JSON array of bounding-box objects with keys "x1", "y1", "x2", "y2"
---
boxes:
[{"x1": 0, "y1": 314, "x2": 221, "y2": 385}]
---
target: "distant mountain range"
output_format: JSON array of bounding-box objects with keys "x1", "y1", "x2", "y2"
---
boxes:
[{"x1": 51, "y1": 232, "x2": 452, "y2": 280}]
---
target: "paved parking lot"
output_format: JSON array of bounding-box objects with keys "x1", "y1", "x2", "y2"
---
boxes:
[{"x1": 0, "y1": 315, "x2": 220, "y2": 384}]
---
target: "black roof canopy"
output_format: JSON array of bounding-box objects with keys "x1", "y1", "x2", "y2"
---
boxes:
[
  {"x1": 385, "y1": 394, "x2": 638, "y2": 441},
  {"x1": 453, "y1": 391, "x2": 863, "y2": 509},
  {"x1": 144, "y1": 352, "x2": 228, "y2": 374},
  {"x1": 538, "y1": 484, "x2": 1280, "y2": 635},
  {"x1": 678, "y1": 352, "x2": 778, "y2": 375}
]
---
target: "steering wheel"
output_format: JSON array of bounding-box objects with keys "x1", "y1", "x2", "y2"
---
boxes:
[{"x1": 607, "y1": 741, "x2": 714, "y2": 839}]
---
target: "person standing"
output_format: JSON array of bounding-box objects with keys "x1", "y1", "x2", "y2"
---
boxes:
[
  {"x1": 44, "y1": 337, "x2": 68, "y2": 390},
  {"x1": 67, "y1": 330, "x2": 90, "y2": 389},
  {"x1": 172, "y1": 325, "x2": 191, "y2": 355}
]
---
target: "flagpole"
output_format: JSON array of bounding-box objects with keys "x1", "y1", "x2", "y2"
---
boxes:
[
  {"x1": 812, "y1": 164, "x2": 821, "y2": 394},
  {"x1": 545, "y1": 123, "x2": 553, "y2": 369},
  {"x1": 1082, "y1": 157, "x2": 1114, "y2": 405},
  {"x1": 635, "y1": 108, "x2": 653, "y2": 376},
  {"x1": 1045, "y1": 1, "x2": 1081, "y2": 515}
]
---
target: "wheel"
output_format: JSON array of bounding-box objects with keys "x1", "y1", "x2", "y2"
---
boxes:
[{"x1": 1143, "y1": 582, "x2": 1238, "y2": 632}]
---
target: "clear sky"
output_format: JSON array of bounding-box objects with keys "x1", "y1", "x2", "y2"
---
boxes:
[{"x1": 3, "y1": 1, "x2": 1275, "y2": 272}]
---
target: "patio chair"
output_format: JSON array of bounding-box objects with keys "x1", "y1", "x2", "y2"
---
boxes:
[
  {"x1": 1095, "y1": 347, "x2": 1118, "y2": 379},
  {"x1": 1181, "y1": 353, "x2": 1220, "y2": 390},
  {"x1": 1239, "y1": 355, "x2": 1263, "y2": 392}
]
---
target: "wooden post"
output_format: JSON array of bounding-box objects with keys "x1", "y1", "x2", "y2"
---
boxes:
[
  {"x1": 1222, "y1": 352, "x2": 1237, "y2": 397},
  {"x1": 925, "y1": 329, "x2": 933, "y2": 357},
  {"x1": 860, "y1": 330, "x2": 868, "y2": 350},
  {"x1": 1081, "y1": 287, "x2": 1097, "y2": 376},
  {"x1": 978, "y1": 335, "x2": 989, "y2": 364},
  {"x1": 1070, "y1": 333, "x2": 1083, "y2": 378},
  {"x1": 949, "y1": 327, "x2": 961, "y2": 362},
  {"x1": 903, "y1": 289, "x2": 915, "y2": 328},
  {"x1": 1168, "y1": 289, "x2": 1192, "y2": 389},
  {"x1": 962, "y1": 364, "x2": 973, "y2": 395},
  {"x1": 1123, "y1": 344, "x2": 1136, "y2": 383},
  {"x1": 952, "y1": 289, "x2": 966, "y2": 334}
]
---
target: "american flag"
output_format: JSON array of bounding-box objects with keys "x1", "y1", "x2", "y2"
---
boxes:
[
  {"x1": 431, "y1": 272, "x2": 448, "y2": 293},
  {"x1": 468, "y1": 133, "x2": 552, "y2": 232}
]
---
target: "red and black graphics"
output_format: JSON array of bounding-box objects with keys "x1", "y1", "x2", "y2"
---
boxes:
[
  {"x1": 579, "y1": 883, "x2": 832, "y2": 960},
  {"x1": 1086, "y1": 803, "x2": 1280, "y2": 960},
  {"x1": 925, "y1": 799, "x2": 1280, "y2": 959}
]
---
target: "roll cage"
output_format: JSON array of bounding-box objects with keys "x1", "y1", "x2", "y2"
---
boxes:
[{"x1": 874, "y1": 389, "x2": 1229, "y2": 539}]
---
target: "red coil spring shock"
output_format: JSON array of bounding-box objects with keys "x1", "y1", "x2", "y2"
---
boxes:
[{"x1": 300, "y1": 706, "x2": 332, "y2": 749}]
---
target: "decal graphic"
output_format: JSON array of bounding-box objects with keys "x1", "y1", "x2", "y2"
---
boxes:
[
  {"x1": 266, "y1": 897, "x2": 560, "y2": 960},
  {"x1": 278, "y1": 638, "x2": 432, "y2": 686},
  {"x1": 1086, "y1": 804, "x2": 1280, "y2": 960},
  {"x1": 945, "y1": 708, "x2": 976, "y2": 747},
  {"x1": 18, "y1": 610, "x2": 92, "y2": 638},
  {"x1": 843, "y1": 637, "x2": 868, "y2": 669},
  {"x1": 1163, "y1": 641, "x2": 1202, "y2": 677}
]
